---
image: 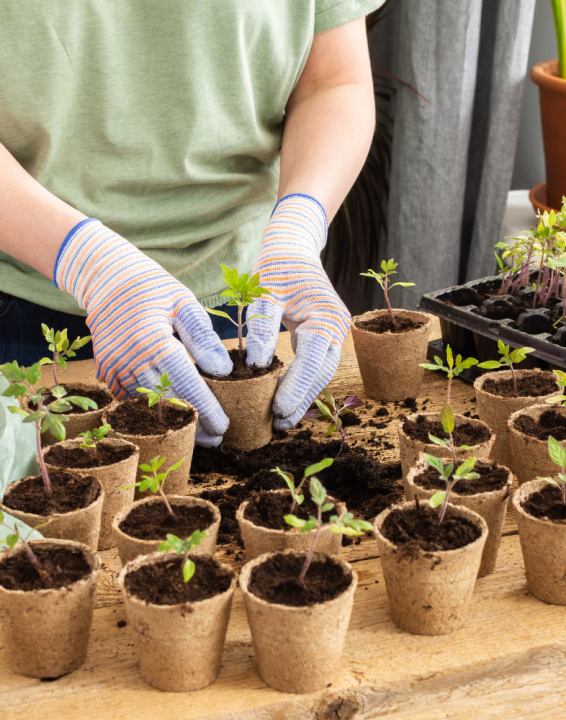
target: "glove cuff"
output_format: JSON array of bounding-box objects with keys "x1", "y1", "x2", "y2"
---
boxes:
[{"x1": 269, "y1": 194, "x2": 328, "y2": 254}]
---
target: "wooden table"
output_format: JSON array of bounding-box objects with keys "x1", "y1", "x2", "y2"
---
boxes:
[{"x1": 3, "y1": 323, "x2": 566, "y2": 720}]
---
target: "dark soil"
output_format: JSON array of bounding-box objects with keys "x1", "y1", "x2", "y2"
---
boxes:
[
  {"x1": 243, "y1": 491, "x2": 337, "y2": 531},
  {"x1": 521, "y1": 483, "x2": 566, "y2": 524},
  {"x1": 248, "y1": 552, "x2": 352, "y2": 607},
  {"x1": 119, "y1": 500, "x2": 215, "y2": 541},
  {"x1": 381, "y1": 502, "x2": 481, "y2": 553},
  {"x1": 2, "y1": 470, "x2": 101, "y2": 515},
  {"x1": 355, "y1": 315, "x2": 424, "y2": 335},
  {"x1": 45, "y1": 440, "x2": 136, "y2": 469},
  {"x1": 482, "y1": 374, "x2": 556, "y2": 399},
  {"x1": 401, "y1": 414, "x2": 491, "y2": 446},
  {"x1": 41, "y1": 385, "x2": 112, "y2": 415},
  {"x1": 125, "y1": 555, "x2": 233, "y2": 605},
  {"x1": 341, "y1": 412, "x2": 361, "y2": 427},
  {"x1": 107, "y1": 395, "x2": 196, "y2": 436},
  {"x1": 413, "y1": 459, "x2": 510, "y2": 495},
  {"x1": 200, "y1": 348, "x2": 282, "y2": 381},
  {"x1": 513, "y1": 409, "x2": 566, "y2": 441},
  {"x1": 0, "y1": 545, "x2": 92, "y2": 591}
]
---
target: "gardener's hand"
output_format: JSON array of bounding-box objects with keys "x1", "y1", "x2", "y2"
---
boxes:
[
  {"x1": 246, "y1": 194, "x2": 351, "y2": 429},
  {"x1": 54, "y1": 219, "x2": 232, "y2": 447}
]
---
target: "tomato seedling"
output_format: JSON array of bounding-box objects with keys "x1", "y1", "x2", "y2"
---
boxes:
[
  {"x1": 158, "y1": 530, "x2": 208, "y2": 583},
  {"x1": 360, "y1": 259, "x2": 414, "y2": 325}
]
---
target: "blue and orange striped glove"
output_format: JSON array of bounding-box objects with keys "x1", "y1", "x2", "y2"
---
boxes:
[
  {"x1": 246, "y1": 194, "x2": 351, "y2": 430},
  {"x1": 54, "y1": 219, "x2": 232, "y2": 447}
]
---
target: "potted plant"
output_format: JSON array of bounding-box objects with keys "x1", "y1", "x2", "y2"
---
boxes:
[
  {"x1": 513, "y1": 436, "x2": 566, "y2": 604},
  {"x1": 303, "y1": 388, "x2": 363, "y2": 443},
  {"x1": 105, "y1": 372, "x2": 197, "y2": 497},
  {"x1": 0, "y1": 510, "x2": 101, "y2": 678},
  {"x1": 112, "y1": 455, "x2": 220, "y2": 565},
  {"x1": 350, "y1": 259, "x2": 432, "y2": 401},
  {"x1": 202, "y1": 265, "x2": 283, "y2": 451},
  {"x1": 0, "y1": 361, "x2": 104, "y2": 550},
  {"x1": 239, "y1": 477, "x2": 371, "y2": 694},
  {"x1": 118, "y1": 529, "x2": 236, "y2": 691},
  {"x1": 43, "y1": 424, "x2": 139, "y2": 551}
]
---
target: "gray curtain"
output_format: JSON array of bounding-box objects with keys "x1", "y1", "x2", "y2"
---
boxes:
[{"x1": 368, "y1": 0, "x2": 536, "y2": 309}]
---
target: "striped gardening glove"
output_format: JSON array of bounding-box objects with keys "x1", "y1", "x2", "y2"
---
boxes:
[
  {"x1": 246, "y1": 194, "x2": 351, "y2": 430},
  {"x1": 54, "y1": 219, "x2": 232, "y2": 447}
]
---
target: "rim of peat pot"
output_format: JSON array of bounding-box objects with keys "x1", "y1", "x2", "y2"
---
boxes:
[{"x1": 351, "y1": 307, "x2": 432, "y2": 332}]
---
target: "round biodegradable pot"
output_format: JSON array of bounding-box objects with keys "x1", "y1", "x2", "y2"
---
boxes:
[
  {"x1": 351, "y1": 309, "x2": 432, "y2": 402},
  {"x1": 118, "y1": 551, "x2": 236, "y2": 691},
  {"x1": 508, "y1": 404, "x2": 566, "y2": 486},
  {"x1": 398, "y1": 412, "x2": 495, "y2": 479},
  {"x1": 240, "y1": 550, "x2": 357, "y2": 694},
  {"x1": 236, "y1": 490, "x2": 347, "y2": 561},
  {"x1": 112, "y1": 494, "x2": 220, "y2": 566},
  {"x1": 513, "y1": 479, "x2": 566, "y2": 605},
  {"x1": 0, "y1": 539, "x2": 101, "y2": 678},
  {"x1": 405, "y1": 459, "x2": 512, "y2": 578},
  {"x1": 104, "y1": 404, "x2": 197, "y2": 499},
  {"x1": 0, "y1": 474, "x2": 104, "y2": 551},
  {"x1": 44, "y1": 438, "x2": 139, "y2": 551},
  {"x1": 203, "y1": 365, "x2": 282, "y2": 451},
  {"x1": 373, "y1": 502, "x2": 487, "y2": 635},
  {"x1": 474, "y1": 370, "x2": 557, "y2": 471}
]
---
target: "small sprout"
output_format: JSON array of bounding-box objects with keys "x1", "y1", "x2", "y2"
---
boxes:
[
  {"x1": 39, "y1": 325, "x2": 91, "y2": 386},
  {"x1": 121, "y1": 456, "x2": 184, "y2": 515},
  {"x1": 158, "y1": 530, "x2": 208, "y2": 583},
  {"x1": 304, "y1": 388, "x2": 363, "y2": 443},
  {"x1": 79, "y1": 424, "x2": 111, "y2": 453},
  {"x1": 0, "y1": 511, "x2": 53, "y2": 584},
  {"x1": 272, "y1": 458, "x2": 333, "y2": 514},
  {"x1": 137, "y1": 372, "x2": 188, "y2": 423},
  {"x1": 537, "y1": 435, "x2": 566, "y2": 504},
  {"x1": 477, "y1": 340, "x2": 535, "y2": 396},
  {"x1": 546, "y1": 369, "x2": 566, "y2": 406},
  {"x1": 426, "y1": 401, "x2": 475, "y2": 468},
  {"x1": 419, "y1": 345, "x2": 478, "y2": 404},
  {"x1": 424, "y1": 455, "x2": 480, "y2": 524},
  {"x1": 360, "y1": 259, "x2": 415, "y2": 325},
  {"x1": 205, "y1": 265, "x2": 271, "y2": 359}
]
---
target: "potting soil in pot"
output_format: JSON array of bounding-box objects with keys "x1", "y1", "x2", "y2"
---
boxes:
[
  {"x1": 401, "y1": 414, "x2": 491, "y2": 445},
  {"x1": 513, "y1": 409, "x2": 566, "y2": 441},
  {"x1": 248, "y1": 552, "x2": 352, "y2": 607},
  {"x1": 125, "y1": 555, "x2": 232, "y2": 605},
  {"x1": 243, "y1": 491, "x2": 335, "y2": 531},
  {"x1": 0, "y1": 545, "x2": 91, "y2": 591},
  {"x1": 45, "y1": 442, "x2": 136, "y2": 469},
  {"x1": 200, "y1": 348, "x2": 282, "y2": 381},
  {"x1": 2, "y1": 470, "x2": 100, "y2": 514},
  {"x1": 413, "y1": 460, "x2": 509, "y2": 495},
  {"x1": 119, "y1": 501, "x2": 215, "y2": 541},
  {"x1": 107, "y1": 395, "x2": 196, "y2": 435},
  {"x1": 521, "y1": 483, "x2": 566, "y2": 523},
  {"x1": 354, "y1": 315, "x2": 424, "y2": 334},
  {"x1": 482, "y1": 374, "x2": 556, "y2": 399},
  {"x1": 40, "y1": 385, "x2": 113, "y2": 415}
]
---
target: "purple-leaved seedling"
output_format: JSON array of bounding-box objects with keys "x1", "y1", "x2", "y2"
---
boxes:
[
  {"x1": 477, "y1": 341, "x2": 535, "y2": 397},
  {"x1": 304, "y1": 388, "x2": 363, "y2": 443},
  {"x1": 79, "y1": 424, "x2": 112, "y2": 458},
  {"x1": 39, "y1": 325, "x2": 92, "y2": 386},
  {"x1": 423, "y1": 455, "x2": 480, "y2": 524},
  {"x1": 137, "y1": 372, "x2": 188, "y2": 423},
  {"x1": 537, "y1": 435, "x2": 566, "y2": 504},
  {"x1": 419, "y1": 345, "x2": 478, "y2": 404},
  {"x1": 158, "y1": 530, "x2": 208, "y2": 583},
  {"x1": 271, "y1": 458, "x2": 333, "y2": 515},
  {"x1": 360, "y1": 259, "x2": 415, "y2": 326},
  {"x1": 121, "y1": 455, "x2": 185, "y2": 516}
]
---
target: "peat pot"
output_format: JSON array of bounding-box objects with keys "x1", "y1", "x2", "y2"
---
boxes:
[{"x1": 508, "y1": 404, "x2": 566, "y2": 486}]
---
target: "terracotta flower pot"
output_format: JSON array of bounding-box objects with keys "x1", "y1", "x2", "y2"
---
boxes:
[
  {"x1": 239, "y1": 550, "x2": 357, "y2": 694},
  {"x1": 351, "y1": 309, "x2": 432, "y2": 402},
  {"x1": 405, "y1": 459, "x2": 512, "y2": 577},
  {"x1": 112, "y1": 495, "x2": 220, "y2": 566},
  {"x1": 373, "y1": 501, "x2": 487, "y2": 635},
  {"x1": 0, "y1": 539, "x2": 101, "y2": 678},
  {"x1": 513, "y1": 479, "x2": 566, "y2": 605},
  {"x1": 118, "y1": 551, "x2": 236, "y2": 692},
  {"x1": 44, "y1": 438, "x2": 139, "y2": 551},
  {"x1": 236, "y1": 490, "x2": 347, "y2": 561},
  {"x1": 474, "y1": 370, "x2": 557, "y2": 471},
  {"x1": 531, "y1": 59, "x2": 566, "y2": 211},
  {"x1": 398, "y1": 412, "x2": 495, "y2": 479}
]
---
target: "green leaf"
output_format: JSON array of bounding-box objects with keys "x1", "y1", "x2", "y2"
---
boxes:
[
  {"x1": 66, "y1": 396, "x2": 98, "y2": 411},
  {"x1": 477, "y1": 360, "x2": 501, "y2": 370},
  {"x1": 321, "y1": 503, "x2": 335, "y2": 512},
  {"x1": 168, "y1": 398, "x2": 188, "y2": 408},
  {"x1": 459, "y1": 357, "x2": 478, "y2": 370},
  {"x1": 440, "y1": 402, "x2": 455, "y2": 434},
  {"x1": 548, "y1": 435, "x2": 566, "y2": 468},
  {"x1": 423, "y1": 453, "x2": 445, "y2": 475},
  {"x1": 48, "y1": 399, "x2": 72, "y2": 414},
  {"x1": 538, "y1": 476, "x2": 559, "y2": 486},
  {"x1": 45, "y1": 416, "x2": 67, "y2": 441},
  {"x1": 304, "y1": 458, "x2": 333, "y2": 478},
  {"x1": 7, "y1": 406, "x2": 29, "y2": 417},
  {"x1": 429, "y1": 491, "x2": 446, "y2": 509},
  {"x1": 314, "y1": 398, "x2": 333, "y2": 418},
  {"x1": 428, "y1": 433, "x2": 449, "y2": 447},
  {"x1": 326, "y1": 424, "x2": 337, "y2": 437},
  {"x1": 50, "y1": 385, "x2": 67, "y2": 399},
  {"x1": 6, "y1": 533, "x2": 18, "y2": 551},
  {"x1": 205, "y1": 308, "x2": 233, "y2": 320},
  {"x1": 165, "y1": 457, "x2": 185, "y2": 474},
  {"x1": 309, "y1": 476, "x2": 326, "y2": 505},
  {"x1": 138, "y1": 463, "x2": 154, "y2": 472},
  {"x1": 183, "y1": 559, "x2": 195, "y2": 583},
  {"x1": 454, "y1": 457, "x2": 476, "y2": 478},
  {"x1": 22, "y1": 410, "x2": 45, "y2": 424},
  {"x1": 419, "y1": 363, "x2": 444, "y2": 371},
  {"x1": 284, "y1": 514, "x2": 305, "y2": 529}
]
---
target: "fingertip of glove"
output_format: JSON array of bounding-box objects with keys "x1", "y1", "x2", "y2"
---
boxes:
[{"x1": 195, "y1": 430, "x2": 224, "y2": 448}]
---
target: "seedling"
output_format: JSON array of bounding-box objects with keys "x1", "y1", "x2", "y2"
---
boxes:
[
  {"x1": 426, "y1": 402, "x2": 474, "y2": 467},
  {"x1": 285, "y1": 477, "x2": 372, "y2": 583},
  {"x1": 205, "y1": 264, "x2": 271, "y2": 359},
  {"x1": 546, "y1": 369, "x2": 566, "y2": 406},
  {"x1": 79, "y1": 424, "x2": 111, "y2": 454},
  {"x1": 424, "y1": 455, "x2": 480, "y2": 524},
  {"x1": 0, "y1": 361, "x2": 97, "y2": 496},
  {"x1": 121, "y1": 456, "x2": 185, "y2": 515},
  {"x1": 39, "y1": 326, "x2": 92, "y2": 386},
  {"x1": 158, "y1": 530, "x2": 208, "y2": 583},
  {"x1": 537, "y1": 435, "x2": 566, "y2": 504},
  {"x1": 304, "y1": 388, "x2": 363, "y2": 443},
  {"x1": 360, "y1": 259, "x2": 415, "y2": 325},
  {"x1": 477, "y1": 341, "x2": 535, "y2": 396},
  {"x1": 271, "y1": 457, "x2": 333, "y2": 514},
  {"x1": 0, "y1": 511, "x2": 53, "y2": 585},
  {"x1": 137, "y1": 372, "x2": 188, "y2": 423},
  {"x1": 419, "y1": 345, "x2": 478, "y2": 404}
]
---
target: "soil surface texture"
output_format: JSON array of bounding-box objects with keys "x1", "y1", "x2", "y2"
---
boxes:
[
  {"x1": 248, "y1": 552, "x2": 352, "y2": 607},
  {"x1": 0, "y1": 545, "x2": 91, "y2": 591},
  {"x1": 46, "y1": 441, "x2": 136, "y2": 470},
  {"x1": 200, "y1": 348, "x2": 282, "y2": 381},
  {"x1": 125, "y1": 555, "x2": 233, "y2": 605},
  {"x1": 401, "y1": 414, "x2": 491, "y2": 446},
  {"x1": 513, "y1": 409, "x2": 566, "y2": 441},
  {"x1": 355, "y1": 315, "x2": 424, "y2": 335},
  {"x1": 243, "y1": 491, "x2": 337, "y2": 531},
  {"x1": 107, "y1": 395, "x2": 196, "y2": 436},
  {"x1": 41, "y1": 385, "x2": 112, "y2": 415},
  {"x1": 521, "y1": 483, "x2": 566, "y2": 523},
  {"x1": 482, "y1": 374, "x2": 556, "y2": 398},
  {"x1": 413, "y1": 460, "x2": 509, "y2": 495},
  {"x1": 2, "y1": 470, "x2": 100, "y2": 515},
  {"x1": 381, "y1": 502, "x2": 481, "y2": 553},
  {"x1": 119, "y1": 500, "x2": 215, "y2": 541}
]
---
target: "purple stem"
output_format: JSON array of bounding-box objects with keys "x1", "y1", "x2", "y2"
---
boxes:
[
  {"x1": 52, "y1": 355, "x2": 58, "y2": 387},
  {"x1": 159, "y1": 487, "x2": 174, "y2": 516},
  {"x1": 158, "y1": 397, "x2": 163, "y2": 424},
  {"x1": 510, "y1": 363, "x2": 517, "y2": 396},
  {"x1": 238, "y1": 306, "x2": 244, "y2": 358},
  {"x1": 384, "y1": 281, "x2": 395, "y2": 325},
  {"x1": 36, "y1": 419, "x2": 51, "y2": 496}
]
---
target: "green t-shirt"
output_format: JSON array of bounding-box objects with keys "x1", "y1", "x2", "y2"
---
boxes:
[{"x1": 0, "y1": 0, "x2": 382, "y2": 315}]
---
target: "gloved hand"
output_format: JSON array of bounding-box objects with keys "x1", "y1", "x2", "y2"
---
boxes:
[
  {"x1": 246, "y1": 194, "x2": 351, "y2": 430},
  {"x1": 54, "y1": 218, "x2": 232, "y2": 447}
]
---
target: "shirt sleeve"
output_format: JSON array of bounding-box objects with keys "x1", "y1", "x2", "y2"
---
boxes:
[{"x1": 314, "y1": 0, "x2": 386, "y2": 34}]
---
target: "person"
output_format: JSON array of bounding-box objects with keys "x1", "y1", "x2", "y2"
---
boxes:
[{"x1": 0, "y1": 2, "x2": 379, "y2": 447}]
